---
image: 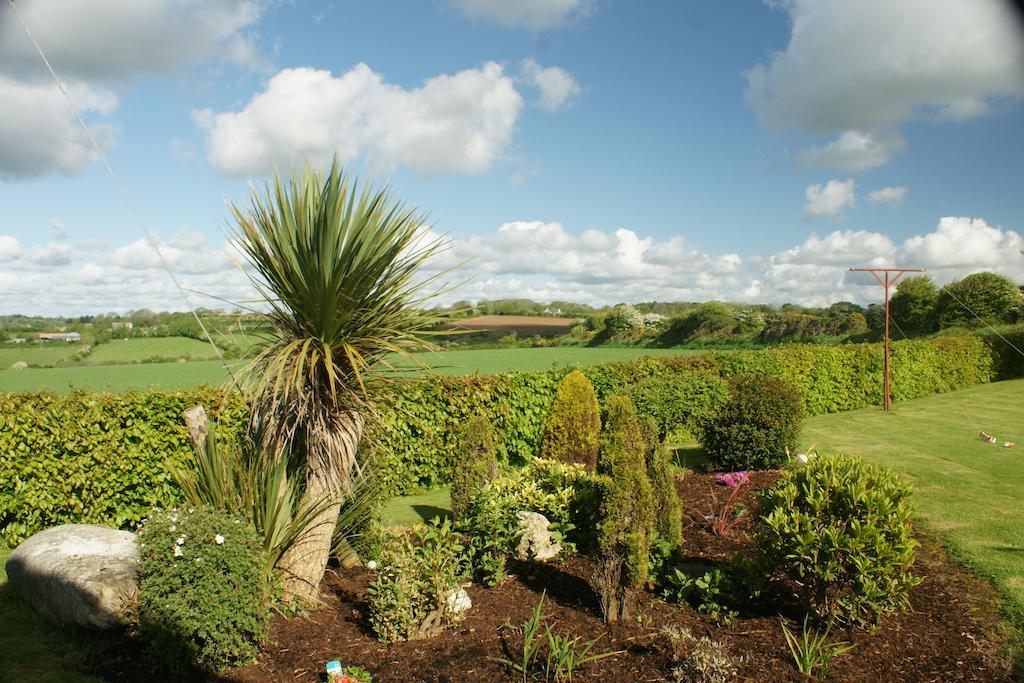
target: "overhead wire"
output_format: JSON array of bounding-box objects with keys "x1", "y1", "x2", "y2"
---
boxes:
[{"x1": 6, "y1": 0, "x2": 241, "y2": 392}]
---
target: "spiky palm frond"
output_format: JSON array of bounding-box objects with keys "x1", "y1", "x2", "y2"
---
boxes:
[{"x1": 229, "y1": 160, "x2": 450, "y2": 477}]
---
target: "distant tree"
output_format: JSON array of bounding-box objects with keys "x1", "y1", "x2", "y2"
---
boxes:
[
  {"x1": 890, "y1": 275, "x2": 938, "y2": 332},
  {"x1": 864, "y1": 303, "x2": 885, "y2": 333},
  {"x1": 934, "y1": 272, "x2": 1024, "y2": 329}
]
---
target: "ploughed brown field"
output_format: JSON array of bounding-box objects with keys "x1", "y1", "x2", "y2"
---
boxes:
[
  {"x1": 210, "y1": 472, "x2": 1013, "y2": 683},
  {"x1": 442, "y1": 315, "x2": 578, "y2": 336}
]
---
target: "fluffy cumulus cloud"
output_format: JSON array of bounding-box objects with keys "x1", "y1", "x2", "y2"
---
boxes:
[
  {"x1": 194, "y1": 63, "x2": 526, "y2": 176},
  {"x1": 2, "y1": 216, "x2": 1022, "y2": 315},
  {"x1": 518, "y1": 59, "x2": 581, "y2": 112},
  {"x1": 446, "y1": 0, "x2": 586, "y2": 30},
  {"x1": 867, "y1": 186, "x2": 908, "y2": 208},
  {"x1": 796, "y1": 130, "x2": 907, "y2": 173},
  {"x1": 746, "y1": 0, "x2": 1024, "y2": 170},
  {"x1": 0, "y1": 0, "x2": 265, "y2": 180},
  {"x1": 804, "y1": 179, "x2": 856, "y2": 219}
]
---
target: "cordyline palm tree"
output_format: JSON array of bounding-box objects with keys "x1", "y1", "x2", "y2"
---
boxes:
[{"x1": 230, "y1": 160, "x2": 448, "y2": 604}]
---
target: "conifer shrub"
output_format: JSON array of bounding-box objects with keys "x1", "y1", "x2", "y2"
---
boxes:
[
  {"x1": 644, "y1": 425, "x2": 683, "y2": 550},
  {"x1": 541, "y1": 369, "x2": 601, "y2": 470},
  {"x1": 700, "y1": 374, "x2": 803, "y2": 470},
  {"x1": 755, "y1": 454, "x2": 920, "y2": 627},
  {"x1": 592, "y1": 396, "x2": 654, "y2": 622},
  {"x1": 137, "y1": 507, "x2": 268, "y2": 673},
  {"x1": 449, "y1": 416, "x2": 498, "y2": 521}
]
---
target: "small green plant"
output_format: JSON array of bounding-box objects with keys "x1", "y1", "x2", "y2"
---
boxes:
[
  {"x1": 781, "y1": 616, "x2": 854, "y2": 678},
  {"x1": 662, "y1": 566, "x2": 738, "y2": 625},
  {"x1": 449, "y1": 415, "x2": 498, "y2": 521},
  {"x1": 700, "y1": 374, "x2": 803, "y2": 470},
  {"x1": 542, "y1": 370, "x2": 602, "y2": 470},
  {"x1": 497, "y1": 593, "x2": 621, "y2": 683},
  {"x1": 367, "y1": 518, "x2": 468, "y2": 642},
  {"x1": 137, "y1": 507, "x2": 269, "y2": 673},
  {"x1": 756, "y1": 454, "x2": 920, "y2": 626}
]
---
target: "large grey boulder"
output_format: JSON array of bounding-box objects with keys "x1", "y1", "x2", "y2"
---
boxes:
[{"x1": 5, "y1": 524, "x2": 138, "y2": 629}]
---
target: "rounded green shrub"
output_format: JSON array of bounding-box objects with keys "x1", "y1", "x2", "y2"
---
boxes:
[
  {"x1": 700, "y1": 374, "x2": 802, "y2": 469},
  {"x1": 755, "y1": 454, "x2": 920, "y2": 626},
  {"x1": 541, "y1": 369, "x2": 601, "y2": 470},
  {"x1": 627, "y1": 371, "x2": 729, "y2": 440},
  {"x1": 593, "y1": 396, "x2": 654, "y2": 622},
  {"x1": 137, "y1": 507, "x2": 268, "y2": 673},
  {"x1": 449, "y1": 416, "x2": 497, "y2": 521}
]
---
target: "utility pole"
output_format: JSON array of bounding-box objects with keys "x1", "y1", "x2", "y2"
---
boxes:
[{"x1": 849, "y1": 267, "x2": 926, "y2": 411}]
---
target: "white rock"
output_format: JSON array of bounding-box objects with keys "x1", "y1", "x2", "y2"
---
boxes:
[
  {"x1": 5, "y1": 524, "x2": 138, "y2": 629},
  {"x1": 516, "y1": 511, "x2": 562, "y2": 562},
  {"x1": 446, "y1": 587, "x2": 472, "y2": 614}
]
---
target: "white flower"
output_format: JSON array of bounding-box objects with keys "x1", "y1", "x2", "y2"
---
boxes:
[
  {"x1": 176, "y1": 536, "x2": 185, "y2": 545},
  {"x1": 215, "y1": 535, "x2": 224, "y2": 545},
  {"x1": 367, "y1": 560, "x2": 378, "y2": 570},
  {"x1": 173, "y1": 545, "x2": 183, "y2": 557},
  {"x1": 195, "y1": 557, "x2": 202, "y2": 564},
  {"x1": 169, "y1": 525, "x2": 176, "y2": 532},
  {"x1": 797, "y1": 454, "x2": 809, "y2": 464}
]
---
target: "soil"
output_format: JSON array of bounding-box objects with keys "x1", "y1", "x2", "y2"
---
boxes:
[
  {"x1": 83, "y1": 471, "x2": 1013, "y2": 682},
  {"x1": 215, "y1": 471, "x2": 1015, "y2": 683}
]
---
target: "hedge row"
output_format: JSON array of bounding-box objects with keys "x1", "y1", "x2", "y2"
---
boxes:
[{"x1": 1, "y1": 333, "x2": 1020, "y2": 544}]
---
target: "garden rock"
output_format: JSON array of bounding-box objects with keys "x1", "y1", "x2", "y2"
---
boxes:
[
  {"x1": 516, "y1": 511, "x2": 561, "y2": 562},
  {"x1": 5, "y1": 524, "x2": 138, "y2": 630},
  {"x1": 446, "y1": 587, "x2": 472, "y2": 614}
]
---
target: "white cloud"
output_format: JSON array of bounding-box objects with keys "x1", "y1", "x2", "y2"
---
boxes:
[
  {"x1": 2, "y1": 217, "x2": 1021, "y2": 315},
  {"x1": 804, "y1": 179, "x2": 856, "y2": 219},
  {"x1": 24, "y1": 242, "x2": 71, "y2": 266},
  {"x1": 518, "y1": 58, "x2": 581, "y2": 112},
  {"x1": 447, "y1": 0, "x2": 586, "y2": 30},
  {"x1": 746, "y1": 0, "x2": 1024, "y2": 171},
  {"x1": 0, "y1": 0, "x2": 265, "y2": 80},
  {"x1": 796, "y1": 130, "x2": 907, "y2": 173},
  {"x1": 867, "y1": 186, "x2": 908, "y2": 208},
  {"x1": 0, "y1": 0, "x2": 265, "y2": 181},
  {"x1": 746, "y1": 0, "x2": 1024, "y2": 132},
  {"x1": 194, "y1": 63, "x2": 525, "y2": 177},
  {"x1": 0, "y1": 235, "x2": 23, "y2": 262},
  {"x1": 0, "y1": 76, "x2": 118, "y2": 180}
]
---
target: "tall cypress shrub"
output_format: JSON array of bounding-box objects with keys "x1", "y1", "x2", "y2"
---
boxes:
[{"x1": 541, "y1": 369, "x2": 602, "y2": 471}]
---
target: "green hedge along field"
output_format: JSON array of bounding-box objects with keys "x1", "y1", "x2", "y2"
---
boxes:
[{"x1": 0, "y1": 331, "x2": 1021, "y2": 545}]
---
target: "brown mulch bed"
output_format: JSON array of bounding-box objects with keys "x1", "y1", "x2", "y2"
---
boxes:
[{"x1": 220, "y1": 470, "x2": 1013, "y2": 683}]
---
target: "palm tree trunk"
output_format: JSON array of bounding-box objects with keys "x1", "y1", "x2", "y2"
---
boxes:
[{"x1": 277, "y1": 411, "x2": 364, "y2": 605}]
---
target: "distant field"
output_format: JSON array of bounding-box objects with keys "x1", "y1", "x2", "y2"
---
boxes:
[
  {"x1": 0, "y1": 347, "x2": 705, "y2": 393},
  {"x1": 0, "y1": 343, "x2": 80, "y2": 369},
  {"x1": 443, "y1": 315, "x2": 578, "y2": 336},
  {"x1": 85, "y1": 337, "x2": 221, "y2": 364}
]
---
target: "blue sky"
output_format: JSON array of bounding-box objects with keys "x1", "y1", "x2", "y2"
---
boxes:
[{"x1": 0, "y1": 0, "x2": 1022, "y2": 315}]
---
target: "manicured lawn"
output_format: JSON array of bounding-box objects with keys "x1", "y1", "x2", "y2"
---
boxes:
[
  {"x1": 804, "y1": 378, "x2": 1024, "y2": 630},
  {"x1": 0, "y1": 347, "x2": 705, "y2": 393},
  {"x1": 0, "y1": 547, "x2": 104, "y2": 683},
  {"x1": 378, "y1": 487, "x2": 452, "y2": 526}
]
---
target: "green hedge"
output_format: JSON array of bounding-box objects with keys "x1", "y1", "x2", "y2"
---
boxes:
[{"x1": 1, "y1": 332, "x2": 1020, "y2": 544}]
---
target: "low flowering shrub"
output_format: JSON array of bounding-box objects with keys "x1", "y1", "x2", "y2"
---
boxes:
[
  {"x1": 137, "y1": 507, "x2": 268, "y2": 673},
  {"x1": 755, "y1": 454, "x2": 920, "y2": 627},
  {"x1": 700, "y1": 374, "x2": 803, "y2": 470},
  {"x1": 367, "y1": 518, "x2": 468, "y2": 642}
]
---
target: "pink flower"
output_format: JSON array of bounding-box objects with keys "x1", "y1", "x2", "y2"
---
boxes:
[{"x1": 714, "y1": 471, "x2": 750, "y2": 488}]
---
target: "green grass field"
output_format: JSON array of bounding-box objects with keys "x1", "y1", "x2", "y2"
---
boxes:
[
  {"x1": 85, "y1": 337, "x2": 221, "y2": 364},
  {"x1": 0, "y1": 343, "x2": 81, "y2": 369},
  {"x1": 0, "y1": 346, "x2": 704, "y2": 393}
]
